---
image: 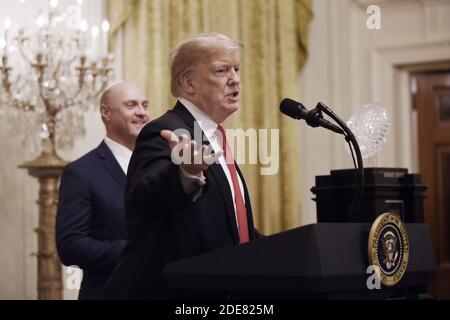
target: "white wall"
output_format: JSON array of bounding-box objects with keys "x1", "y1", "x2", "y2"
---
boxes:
[
  {"x1": 0, "y1": 0, "x2": 107, "y2": 300},
  {"x1": 299, "y1": 0, "x2": 450, "y2": 225}
]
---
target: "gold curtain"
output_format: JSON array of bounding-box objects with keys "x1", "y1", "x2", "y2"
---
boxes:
[{"x1": 107, "y1": 0, "x2": 313, "y2": 234}]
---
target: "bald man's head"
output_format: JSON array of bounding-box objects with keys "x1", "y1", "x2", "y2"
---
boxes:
[
  {"x1": 100, "y1": 82, "x2": 150, "y2": 150},
  {"x1": 100, "y1": 82, "x2": 142, "y2": 111}
]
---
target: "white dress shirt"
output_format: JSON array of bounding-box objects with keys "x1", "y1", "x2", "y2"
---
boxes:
[
  {"x1": 179, "y1": 98, "x2": 246, "y2": 226},
  {"x1": 104, "y1": 136, "x2": 133, "y2": 175}
]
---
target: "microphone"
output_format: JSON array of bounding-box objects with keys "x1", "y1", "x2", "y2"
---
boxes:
[{"x1": 280, "y1": 98, "x2": 344, "y2": 134}]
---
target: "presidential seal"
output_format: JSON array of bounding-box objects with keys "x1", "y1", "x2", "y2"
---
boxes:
[{"x1": 368, "y1": 213, "x2": 409, "y2": 287}]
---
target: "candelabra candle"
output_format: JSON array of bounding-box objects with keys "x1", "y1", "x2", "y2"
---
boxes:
[
  {"x1": 3, "y1": 18, "x2": 11, "y2": 54},
  {"x1": 0, "y1": 39, "x2": 5, "y2": 56},
  {"x1": 0, "y1": 3, "x2": 114, "y2": 155},
  {"x1": 101, "y1": 20, "x2": 110, "y2": 57}
]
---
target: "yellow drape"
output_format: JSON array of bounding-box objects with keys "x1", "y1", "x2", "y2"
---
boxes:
[{"x1": 107, "y1": 0, "x2": 313, "y2": 234}]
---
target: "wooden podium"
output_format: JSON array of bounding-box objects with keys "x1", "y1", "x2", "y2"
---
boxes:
[
  {"x1": 164, "y1": 168, "x2": 435, "y2": 299},
  {"x1": 164, "y1": 223, "x2": 435, "y2": 299}
]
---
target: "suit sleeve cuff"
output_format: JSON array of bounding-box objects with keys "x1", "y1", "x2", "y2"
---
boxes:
[{"x1": 179, "y1": 166, "x2": 206, "y2": 202}]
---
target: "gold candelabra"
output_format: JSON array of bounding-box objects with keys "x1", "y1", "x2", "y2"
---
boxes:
[{"x1": 0, "y1": 0, "x2": 113, "y2": 299}]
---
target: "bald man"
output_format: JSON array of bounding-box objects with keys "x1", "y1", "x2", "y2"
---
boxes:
[{"x1": 56, "y1": 82, "x2": 150, "y2": 300}]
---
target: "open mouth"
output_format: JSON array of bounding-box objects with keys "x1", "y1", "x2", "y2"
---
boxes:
[{"x1": 228, "y1": 91, "x2": 239, "y2": 98}]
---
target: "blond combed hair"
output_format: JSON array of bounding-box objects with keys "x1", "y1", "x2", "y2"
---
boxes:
[{"x1": 169, "y1": 33, "x2": 244, "y2": 97}]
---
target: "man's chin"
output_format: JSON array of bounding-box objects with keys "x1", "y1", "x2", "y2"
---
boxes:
[
  {"x1": 131, "y1": 125, "x2": 146, "y2": 136},
  {"x1": 227, "y1": 102, "x2": 239, "y2": 112},
  {"x1": 216, "y1": 105, "x2": 239, "y2": 123}
]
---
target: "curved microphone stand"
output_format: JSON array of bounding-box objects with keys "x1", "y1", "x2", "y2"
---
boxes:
[{"x1": 313, "y1": 102, "x2": 364, "y2": 222}]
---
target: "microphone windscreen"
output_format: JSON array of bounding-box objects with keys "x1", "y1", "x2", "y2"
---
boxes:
[{"x1": 280, "y1": 98, "x2": 303, "y2": 119}]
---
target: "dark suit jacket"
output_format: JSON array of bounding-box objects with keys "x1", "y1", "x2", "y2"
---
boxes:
[
  {"x1": 103, "y1": 102, "x2": 259, "y2": 299},
  {"x1": 56, "y1": 141, "x2": 127, "y2": 300}
]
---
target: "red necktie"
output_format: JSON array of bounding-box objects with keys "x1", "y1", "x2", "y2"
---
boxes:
[{"x1": 217, "y1": 125, "x2": 250, "y2": 244}]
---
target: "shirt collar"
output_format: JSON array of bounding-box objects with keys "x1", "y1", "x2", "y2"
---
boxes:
[
  {"x1": 104, "y1": 136, "x2": 133, "y2": 174},
  {"x1": 178, "y1": 97, "x2": 219, "y2": 141}
]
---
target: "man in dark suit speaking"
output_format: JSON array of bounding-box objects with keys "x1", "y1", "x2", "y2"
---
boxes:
[
  {"x1": 103, "y1": 33, "x2": 260, "y2": 299},
  {"x1": 56, "y1": 82, "x2": 150, "y2": 299}
]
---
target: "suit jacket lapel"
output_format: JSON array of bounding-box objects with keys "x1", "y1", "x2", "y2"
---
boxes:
[
  {"x1": 97, "y1": 141, "x2": 126, "y2": 188},
  {"x1": 207, "y1": 163, "x2": 240, "y2": 243}
]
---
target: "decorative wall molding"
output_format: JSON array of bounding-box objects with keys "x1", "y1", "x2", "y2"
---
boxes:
[{"x1": 376, "y1": 40, "x2": 450, "y2": 65}]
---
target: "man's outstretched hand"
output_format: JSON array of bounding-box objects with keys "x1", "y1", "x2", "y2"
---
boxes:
[{"x1": 161, "y1": 130, "x2": 222, "y2": 176}]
